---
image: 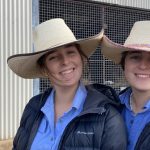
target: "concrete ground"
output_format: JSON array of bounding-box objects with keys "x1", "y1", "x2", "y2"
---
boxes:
[{"x1": 0, "y1": 139, "x2": 13, "y2": 150}]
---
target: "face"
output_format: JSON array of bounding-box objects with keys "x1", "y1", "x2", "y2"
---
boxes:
[
  {"x1": 124, "y1": 51, "x2": 150, "y2": 91},
  {"x1": 44, "y1": 44, "x2": 83, "y2": 88}
]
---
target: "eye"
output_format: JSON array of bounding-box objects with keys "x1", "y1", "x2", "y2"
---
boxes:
[
  {"x1": 47, "y1": 55, "x2": 58, "y2": 61},
  {"x1": 130, "y1": 55, "x2": 140, "y2": 59},
  {"x1": 49, "y1": 56, "x2": 56, "y2": 60},
  {"x1": 67, "y1": 49, "x2": 78, "y2": 55},
  {"x1": 128, "y1": 54, "x2": 141, "y2": 60}
]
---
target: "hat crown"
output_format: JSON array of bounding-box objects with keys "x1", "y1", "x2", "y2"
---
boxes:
[
  {"x1": 124, "y1": 21, "x2": 150, "y2": 48},
  {"x1": 33, "y1": 18, "x2": 77, "y2": 52}
]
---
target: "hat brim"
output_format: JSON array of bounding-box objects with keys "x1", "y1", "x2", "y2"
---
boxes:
[
  {"x1": 101, "y1": 35, "x2": 150, "y2": 64},
  {"x1": 7, "y1": 30, "x2": 103, "y2": 79}
]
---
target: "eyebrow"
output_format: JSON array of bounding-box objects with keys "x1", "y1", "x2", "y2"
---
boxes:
[{"x1": 128, "y1": 51, "x2": 142, "y2": 55}]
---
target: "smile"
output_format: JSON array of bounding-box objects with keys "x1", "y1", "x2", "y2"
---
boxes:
[
  {"x1": 60, "y1": 68, "x2": 75, "y2": 75},
  {"x1": 135, "y1": 74, "x2": 150, "y2": 78}
]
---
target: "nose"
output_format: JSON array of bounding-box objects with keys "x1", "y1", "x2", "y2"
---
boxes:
[
  {"x1": 61, "y1": 55, "x2": 70, "y2": 65},
  {"x1": 139, "y1": 59, "x2": 149, "y2": 69}
]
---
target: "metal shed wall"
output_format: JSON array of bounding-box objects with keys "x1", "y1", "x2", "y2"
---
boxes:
[{"x1": 0, "y1": 0, "x2": 32, "y2": 140}]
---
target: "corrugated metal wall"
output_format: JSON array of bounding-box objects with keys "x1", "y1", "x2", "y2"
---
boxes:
[
  {"x1": 93, "y1": 0, "x2": 150, "y2": 9},
  {"x1": 0, "y1": 0, "x2": 32, "y2": 140}
]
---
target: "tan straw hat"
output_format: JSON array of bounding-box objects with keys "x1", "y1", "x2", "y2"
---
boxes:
[
  {"x1": 7, "y1": 18, "x2": 104, "y2": 79},
  {"x1": 101, "y1": 20, "x2": 150, "y2": 64}
]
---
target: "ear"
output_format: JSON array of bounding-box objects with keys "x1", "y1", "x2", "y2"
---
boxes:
[{"x1": 41, "y1": 67, "x2": 49, "y2": 77}]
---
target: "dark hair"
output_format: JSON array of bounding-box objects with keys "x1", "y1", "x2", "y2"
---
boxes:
[
  {"x1": 120, "y1": 51, "x2": 129, "y2": 70},
  {"x1": 75, "y1": 44, "x2": 90, "y2": 80}
]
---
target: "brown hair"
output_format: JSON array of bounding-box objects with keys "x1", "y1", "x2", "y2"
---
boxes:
[{"x1": 120, "y1": 51, "x2": 129, "y2": 70}]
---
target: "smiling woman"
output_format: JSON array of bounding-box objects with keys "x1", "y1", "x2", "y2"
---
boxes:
[
  {"x1": 7, "y1": 18, "x2": 127, "y2": 150},
  {"x1": 101, "y1": 20, "x2": 150, "y2": 150},
  {"x1": 38, "y1": 44, "x2": 83, "y2": 89},
  {"x1": 124, "y1": 51, "x2": 150, "y2": 92},
  {"x1": 45, "y1": 46, "x2": 83, "y2": 86}
]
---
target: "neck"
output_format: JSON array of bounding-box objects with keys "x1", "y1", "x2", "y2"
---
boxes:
[
  {"x1": 131, "y1": 89, "x2": 150, "y2": 113},
  {"x1": 53, "y1": 83, "x2": 79, "y2": 122},
  {"x1": 54, "y1": 83, "x2": 79, "y2": 103}
]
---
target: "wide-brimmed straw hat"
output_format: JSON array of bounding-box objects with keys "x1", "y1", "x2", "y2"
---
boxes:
[
  {"x1": 7, "y1": 18, "x2": 104, "y2": 79},
  {"x1": 101, "y1": 20, "x2": 150, "y2": 64}
]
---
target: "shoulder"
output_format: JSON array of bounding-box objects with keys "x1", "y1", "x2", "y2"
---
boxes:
[
  {"x1": 100, "y1": 104, "x2": 127, "y2": 149},
  {"x1": 20, "y1": 89, "x2": 52, "y2": 124},
  {"x1": 87, "y1": 83, "x2": 120, "y2": 104},
  {"x1": 91, "y1": 83, "x2": 119, "y2": 101},
  {"x1": 103, "y1": 104, "x2": 126, "y2": 140},
  {"x1": 119, "y1": 86, "x2": 131, "y2": 95},
  {"x1": 86, "y1": 84, "x2": 122, "y2": 111},
  {"x1": 25, "y1": 88, "x2": 52, "y2": 111},
  {"x1": 105, "y1": 104, "x2": 123, "y2": 121}
]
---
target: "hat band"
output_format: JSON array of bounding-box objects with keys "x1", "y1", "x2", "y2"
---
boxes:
[{"x1": 125, "y1": 44, "x2": 150, "y2": 50}]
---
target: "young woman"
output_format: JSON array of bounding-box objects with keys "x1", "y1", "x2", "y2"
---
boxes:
[
  {"x1": 8, "y1": 18, "x2": 126, "y2": 150},
  {"x1": 101, "y1": 20, "x2": 150, "y2": 150}
]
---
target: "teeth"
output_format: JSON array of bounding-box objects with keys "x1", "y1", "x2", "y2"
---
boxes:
[
  {"x1": 136, "y1": 74, "x2": 150, "y2": 78},
  {"x1": 61, "y1": 69, "x2": 73, "y2": 75}
]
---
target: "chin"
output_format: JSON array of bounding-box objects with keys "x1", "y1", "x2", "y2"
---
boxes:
[
  {"x1": 134, "y1": 86, "x2": 150, "y2": 92},
  {"x1": 61, "y1": 81, "x2": 79, "y2": 87}
]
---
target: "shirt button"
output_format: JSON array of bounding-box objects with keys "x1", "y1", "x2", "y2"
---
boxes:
[{"x1": 59, "y1": 119, "x2": 62, "y2": 123}]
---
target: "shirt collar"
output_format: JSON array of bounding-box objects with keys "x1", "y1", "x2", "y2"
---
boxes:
[
  {"x1": 120, "y1": 88, "x2": 150, "y2": 111},
  {"x1": 41, "y1": 82, "x2": 87, "y2": 114},
  {"x1": 71, "y1": 82, "x2": 87, "y2": 110},
  {"x1": 41, "y1": 89, "x2": 55, "y2": 124},
  {"x1": 42, "y1": 89, "x2": 55, "y2": 109},
  {"x1": 119, "y1": 88, "x2": 132, "y2": 111}
]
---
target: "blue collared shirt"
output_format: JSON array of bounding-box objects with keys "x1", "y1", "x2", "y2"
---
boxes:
[
  {"x1": 120, "y1": 88, "x2": 150, "y2": 150},
  {"x1": 31, "y1": 83, "x2": 87, "y2": 150}
]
